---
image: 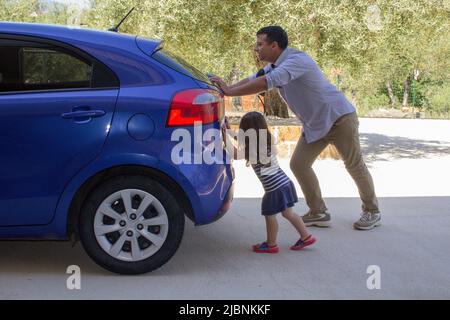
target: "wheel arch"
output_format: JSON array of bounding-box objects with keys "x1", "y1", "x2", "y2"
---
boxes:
[{"x1": 67, "y1": 165, "x2": 195, "y2": 239}]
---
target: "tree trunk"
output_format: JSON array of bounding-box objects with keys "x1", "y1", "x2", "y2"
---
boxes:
[
  {"x1": 351, "y1": 89, "x2": 358, "y2": 109},
  {"x1": 411, "y1": 69, "x2": 420, "y2": 108},
  {"x1": 386, "y1": 81, "x2": 397, "y2": 108},
  {"x1": 228, "y1": 63, "x2": 242, "y2": 111},
  {"x1": 251, "y1": 49, "x2": 289, "y2": 118},
  {"x1": 264, "y1": 91, "x2": 289, "y2": 118},
  {"x1": 402, "y1": 76, "x2": 411, "y2": 108},
  {"x1": 227, "y1": 63, "x2": 240, "y2": 84},
  {"x1": 308, "y1": 13, "x2": 323, "y2": 64}
]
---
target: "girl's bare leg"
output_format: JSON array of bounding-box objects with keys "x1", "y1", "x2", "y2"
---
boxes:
[
  {"x1": 282, "y1": 207, "x2": 311, "y2": 240},
  {"x1": 264, "y1": 215, "x2": 278, "y2": 246}
]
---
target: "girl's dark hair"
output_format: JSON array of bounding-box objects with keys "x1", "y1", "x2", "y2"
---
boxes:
[
  {"x1": 256, "y1": 26, "x2": 288, "y2": 49},
  {"x1": 239, "y1": 112, "x2": 273, "y2": 165}
]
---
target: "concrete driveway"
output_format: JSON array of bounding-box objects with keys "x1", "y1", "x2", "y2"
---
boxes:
[{"x1": 1, "y1": 118, "x2": 449, "y2": 299}]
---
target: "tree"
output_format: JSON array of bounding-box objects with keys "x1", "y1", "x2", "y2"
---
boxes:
[
  {"x1": 6, "y1": 0, "x2": 448, "y2": 116},
  {"x1": 0, "y1": 0, "x2": 70, "y2": 24},
  {"x1": 370, "y1": 0, "x2": 450, "y2": 109}
]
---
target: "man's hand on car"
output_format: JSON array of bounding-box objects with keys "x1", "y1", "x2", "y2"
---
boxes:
[{"x1": 209, "y1": 75, "x2": 231, "y2": 95}]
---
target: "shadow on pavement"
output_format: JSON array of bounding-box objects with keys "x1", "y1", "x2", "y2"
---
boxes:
[{"x1": 360, "y1": 133, "x2": 450, "y2": 163}]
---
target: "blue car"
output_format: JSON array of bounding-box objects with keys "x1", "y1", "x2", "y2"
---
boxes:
[{"x1": 0, "y1": 22, "x2": 234, "y2": 274}]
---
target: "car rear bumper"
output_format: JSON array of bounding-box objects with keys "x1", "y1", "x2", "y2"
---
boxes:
[
  {"x1": 207, "y1": 176, "x2": 235, "y2": 224},
  {"x1": 174, "y1": 159, "x2": 234, "y2": 225},
  {"x1": 192, "y1": 163, "x2": 235, "y2": 225}
]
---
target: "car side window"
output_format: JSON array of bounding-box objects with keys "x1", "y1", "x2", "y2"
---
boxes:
[
  {"x1": 0, "y1": 38, "x2": 118, "y2": 93},
  {"x1": 21, "y1": 47, "x2": 92, "y2": 90}
]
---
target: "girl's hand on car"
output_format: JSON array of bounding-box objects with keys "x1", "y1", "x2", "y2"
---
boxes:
[
  {"x1": 221, "y1": 117, "x2": 231, "y2": 144},
  {"x1": 223, "y1": 116, "x2": 230, "y2": 129}
]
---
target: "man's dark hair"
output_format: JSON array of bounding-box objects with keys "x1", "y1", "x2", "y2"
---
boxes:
[{"x1": 256, "y1": 26, "x2": 288, "y2": 49}]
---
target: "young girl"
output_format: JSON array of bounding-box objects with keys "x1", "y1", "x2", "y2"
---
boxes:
[{"x1": 223, "y1": 112, "x2": 316, "y2": 253}]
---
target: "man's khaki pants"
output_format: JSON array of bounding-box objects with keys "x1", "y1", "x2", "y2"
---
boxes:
[{"x1": 290, "y1": 112, "x2": 380, "y2": 214}]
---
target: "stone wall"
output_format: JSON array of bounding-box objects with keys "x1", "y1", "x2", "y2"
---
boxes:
[
  {"x1": 224, "y1": 95, "x2": 263, "y2": 112},
  {"x1": 229, "y1": 124, "x2": 340, "y2": 160}
]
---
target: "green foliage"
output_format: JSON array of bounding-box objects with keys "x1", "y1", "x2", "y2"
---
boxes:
[
  {"x1": 358, "y1": 93, "x2": 391, "y2": 115},
  {"x1": 0, "y1": 0, "x2": 70, "y2": 24},
  {"x1": 1, "y1": 0, "x2": 450, "y2": 117},
  {"x1": 22, "y1": 48, "x2": 91, "y2": 84},
  {"x1": 424, "y1": 83, "x2": 450, "y2": 116}
]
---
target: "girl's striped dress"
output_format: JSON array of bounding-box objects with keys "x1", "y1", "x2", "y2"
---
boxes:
[{"x1": 251, "y1": 154, "x2": 298, "y2": 215}]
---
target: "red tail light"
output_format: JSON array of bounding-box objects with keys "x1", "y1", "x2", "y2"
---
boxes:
[{"x1": 166, "y1": 89, "x2": 224, "y2": 127}]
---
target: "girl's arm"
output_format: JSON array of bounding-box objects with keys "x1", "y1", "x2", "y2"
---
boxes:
[{"x1": 222, "y1": 118, "x2": 245, "y2": 160}]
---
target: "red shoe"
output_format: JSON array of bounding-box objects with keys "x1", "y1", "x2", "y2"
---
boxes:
[
  {"x1": 290, "y1": 235, "x2": 316, "y2": 250},
  {"x1": 252, "y1": 242, "x2": 279, "y2": 253}
]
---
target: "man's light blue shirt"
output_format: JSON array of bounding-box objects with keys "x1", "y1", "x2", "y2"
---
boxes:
[{"x1": 249, "y1": 48, "x2": 355, "y2": 143}]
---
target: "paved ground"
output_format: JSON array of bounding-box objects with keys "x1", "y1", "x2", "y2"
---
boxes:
[{"x1": 1, "y1": 118, "x2": 449, "y2": 299}]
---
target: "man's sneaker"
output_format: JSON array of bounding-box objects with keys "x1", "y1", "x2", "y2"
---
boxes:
[
  {"x1": 252, "y1": 242, "x2": 279, "y2": 253},
  {"x1": 353, "y1": 212, "x2": 381, "y2": 230},
  {"x1": 290, "y1": 235, "x2": 316, "y2": 250},
  {"x1": 302, "y1": 211, "x2": 331, "y2": 227}
]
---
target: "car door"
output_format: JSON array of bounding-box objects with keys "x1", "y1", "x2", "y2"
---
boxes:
[{"x1": 0, "y1": 36, "x2": 119, "y2": 226}]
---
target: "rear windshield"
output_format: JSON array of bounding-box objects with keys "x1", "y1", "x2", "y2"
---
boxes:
[{"x1": 152, "y1": 48, "x2": 212, "y2": 85}]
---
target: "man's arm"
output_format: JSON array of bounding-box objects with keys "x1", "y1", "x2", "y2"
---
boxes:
[
  {"x1": 215, "y1": 76, "x2": 268, "y2": 97},
  {"x1": 209, "y1": 76, "x2": 250, "y2": 90},
  {"x1": 230, "y1": 63, "x2": 270, "y2": 89},
  {"x1": 229, "y1": 78, "x2": 250, "y2": 89},
  {"x1": 209, "y1": 64, "x2": 270, "y2": 94}
]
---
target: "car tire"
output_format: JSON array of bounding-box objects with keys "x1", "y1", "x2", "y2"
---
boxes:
[{"x1": 79, "y1": 175, "x2": 185, "y2": 274}]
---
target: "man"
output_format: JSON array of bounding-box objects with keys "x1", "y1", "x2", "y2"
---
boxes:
[{"x1": 211, "y1": 26, "x2": 380, "y2": 230}]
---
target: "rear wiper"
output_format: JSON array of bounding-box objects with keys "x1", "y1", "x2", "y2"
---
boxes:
[{"x1": 108, "y1": 7, "x2": 135, "y2": 33}]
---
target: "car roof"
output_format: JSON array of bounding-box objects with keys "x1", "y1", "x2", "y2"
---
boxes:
[{"x1": 0, "y1": 21, "x2": 160, "y2": 50}]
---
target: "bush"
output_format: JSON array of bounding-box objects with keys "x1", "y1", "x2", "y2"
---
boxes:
[
  {"x1": 356, "y1": 93, "x2": 390, "y2": 116},
  {"x1": 423, "y1": 84, "x2": 450, "y2": 117}
]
